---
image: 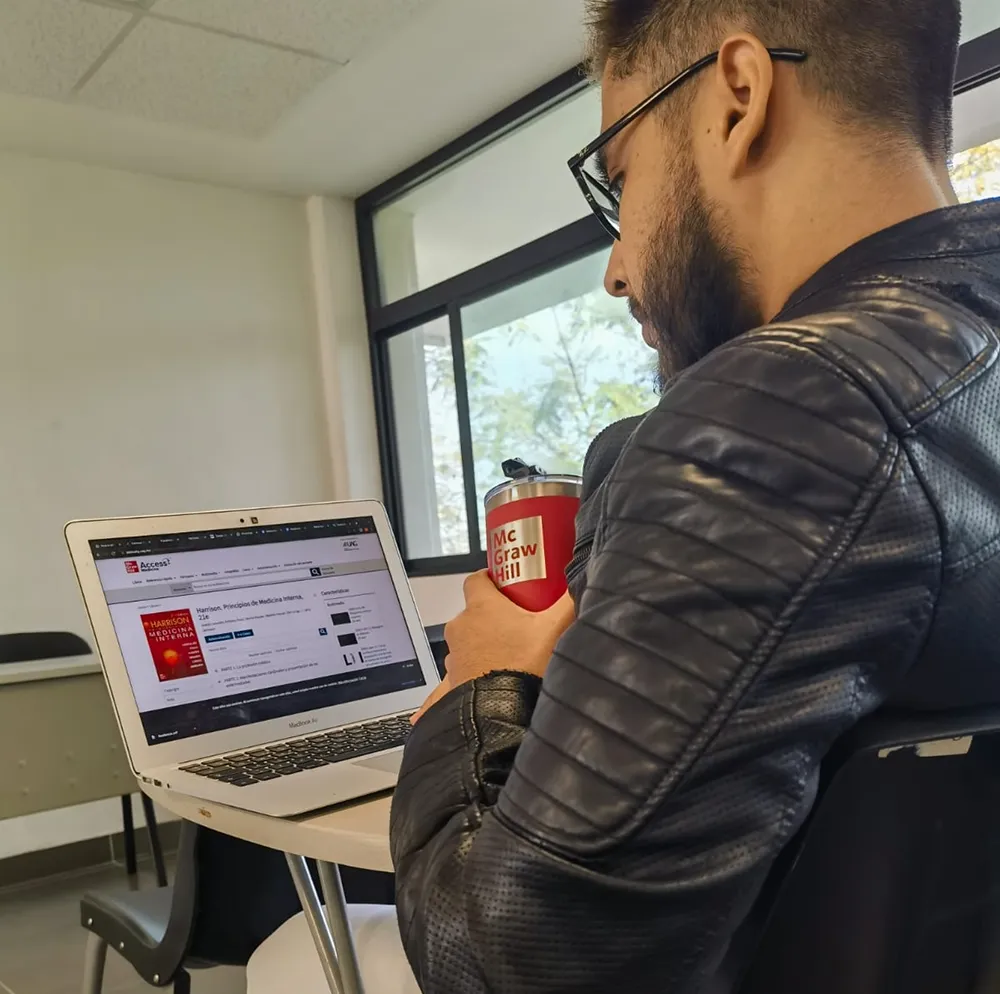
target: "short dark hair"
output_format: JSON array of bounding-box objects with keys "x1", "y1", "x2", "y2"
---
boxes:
[{"x1": 586, "y1": 0, "x2": 961, "y2": 160}]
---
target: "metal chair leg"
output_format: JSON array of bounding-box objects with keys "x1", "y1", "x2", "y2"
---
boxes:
[
  {"x1": 172, "y1": 968, "x2": 191, "y2": 994},
  {"x1": 81, "y1": 932, "x2": 108, "y2": 994},
  {"x1": 121, "y1": 794, "x2": 137, "y2": 877},
  {"x1": 286, "y1": 853, "x2": 346, "y2": 994},
  {"x1": 319, "y1": 862, "x2": 365, "y2": 994},
  {"x1": 140, "y1": 792, "x2": 168, "y2": 888}
]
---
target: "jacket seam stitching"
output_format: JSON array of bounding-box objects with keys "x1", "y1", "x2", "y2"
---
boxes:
[
  {"x1": 882, "y1": 443, "x2": 946, "y2": 697},
  {"x1": 540, "y1": 673, "x2": 692, "y2": 756},
  {"x1": 947, "y1": 532, "x2": 1000, "y2": 578},
  {"x1": 744, "y1": 325, "x2": 994, "y2": 428},
  {"x1": 682, "y1": 371, "x2": 885, "y2": 448},
  {"x1": 654, "y1": 408, "x2": 872, "y2": 485},
  {"x1": 583, "y1": 545, "x2": 774, "y2": 623},
  {"x1": 583, "y1": 581, "x2": 755, "y2": 655},
  {"x1": 463, "y1": 684, "x2": 483, "y2": 828},
  {"x1": 613, "y1": 443, "x2": 834, "y2": 529},
  {"x1": 764, "y1": 278, "x2": 998, "y2": 424},
  {"x1": 610, "y1": 475, "x2": 831, "y2": 553},
  {"x1": 787, "y1": 263, "x2": 1000, "y2": 322},
  {"x1": 610, "y1": 514, "x2": 797, "y2": 590}
]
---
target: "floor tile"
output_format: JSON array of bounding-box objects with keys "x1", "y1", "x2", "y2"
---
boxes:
[{"x1": 0, "y1": 860, "x2": 244, "y2": 993}]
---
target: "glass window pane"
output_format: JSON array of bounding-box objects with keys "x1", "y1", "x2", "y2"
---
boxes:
[
  {"x1": 954, "y1": 71, "x2": 1000, "y2": 156},
  {"x1": 461, "y1": 250, "x2": 660, "y2": 547},
  {"x1": 387, "y1": 319, "x2": 469, "y2": 559},
  {"x1": 373, "y1": 88, "x2": 600, "y2": 304},
  {"x1": 951, "y1": 136, "x2": 1000, "y2": 202},
  {"x1": 962, "y1": 0, "x2": 1000, "y2": 43}
]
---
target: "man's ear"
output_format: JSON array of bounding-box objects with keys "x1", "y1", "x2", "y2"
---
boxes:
[{"x1": 711, "y1": 33, "x2": 775, "y2": 178}]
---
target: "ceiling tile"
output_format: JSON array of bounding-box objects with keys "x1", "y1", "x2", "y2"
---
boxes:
[
  {"x1": 76, "y1": 18, "x2": 336, "y2": 137},
  {"x1": 153, "y1": 0, "x2": 431, "y2": 62},
  {"x1": 0, "y1": 0, "x2": 131, "y2": 100}
]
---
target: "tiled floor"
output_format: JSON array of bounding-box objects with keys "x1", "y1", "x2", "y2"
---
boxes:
[{"x1": 0, "y1": 861, "x2": 245, "y2": 994}]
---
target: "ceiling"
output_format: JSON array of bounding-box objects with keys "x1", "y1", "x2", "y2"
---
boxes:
[
  {"x1": 0, "y1": 0, "x2": 992, "y2": 200},
  {"x1": 0, "y1": 0, "x2": 588, "y2": 197}
]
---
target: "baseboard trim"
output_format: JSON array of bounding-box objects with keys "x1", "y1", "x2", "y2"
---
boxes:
[{"x1": 0, "y1": 820, "x2": 182, "y2": 890}]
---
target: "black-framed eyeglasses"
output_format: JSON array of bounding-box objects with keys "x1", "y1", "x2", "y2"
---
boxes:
[{"x1": 568, "y1": 48, "x2": 809, "y2": 240}]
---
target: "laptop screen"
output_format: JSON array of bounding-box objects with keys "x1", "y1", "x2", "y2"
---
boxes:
[{"x1": 89, "y1": 516, "x2": 426, "y2": 745}]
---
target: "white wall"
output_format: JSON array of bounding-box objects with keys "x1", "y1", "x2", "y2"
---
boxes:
[
  {"x1": 306, "y1": 195, "x2": 383, "y2": 502},
  {"x1": 411, "y1": 574, "x2": 468, "y2": 627},
  {"x1": 0, "y1": 152, "x2": 335, "y2": 857},
  {"x1": 0, "y1": 160, "x2": 467, "y2": 860},
  {"x1": 0, "y1": 152, "x2": 333, "y2": 640},
  {"x1": 0, "y1": 797, "x2": 167, "y2": 862}
]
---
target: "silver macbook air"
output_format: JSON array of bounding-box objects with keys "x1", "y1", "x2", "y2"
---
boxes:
[{"x1": 65, "y1": 501, "x2": 440, "y2": 817}]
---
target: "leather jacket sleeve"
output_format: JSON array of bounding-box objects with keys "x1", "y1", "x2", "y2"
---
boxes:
[{"x1": 390, "y1": 325, "x2": 943, "y2": 994}]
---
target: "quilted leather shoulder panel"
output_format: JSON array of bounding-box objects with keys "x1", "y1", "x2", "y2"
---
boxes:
[{"x1": 762, "y1": 279, "x2": 998, "y2": 432}]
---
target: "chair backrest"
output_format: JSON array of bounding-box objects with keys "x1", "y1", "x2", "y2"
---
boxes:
[
  {"x1": 0, "y1": 631, "x2": 91, "y2": 663},
  {"x1": 150, "y1": 821, "x2": 306, "y2": 973},
  {"x1": 426, "y1": 623, "x2": 447, "y2": 677},
  {"x1": 731, "y1": 707, "x2": 1000, "y2": 994}
]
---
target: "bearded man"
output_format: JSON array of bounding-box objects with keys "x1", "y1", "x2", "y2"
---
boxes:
[{"x1": 390, "y1": 0, "x2": 1000, "y2": 990}]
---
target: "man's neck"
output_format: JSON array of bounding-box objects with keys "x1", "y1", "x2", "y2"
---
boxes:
[{"x1": 755, "y1": 146, "x2": 957, "y2": 321}]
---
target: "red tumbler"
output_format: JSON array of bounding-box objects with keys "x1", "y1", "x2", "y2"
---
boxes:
[{"x1": 484, "y1": 465, "x2": 583, "y2": 613}]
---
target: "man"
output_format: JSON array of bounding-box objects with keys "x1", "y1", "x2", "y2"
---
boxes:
[{"x1": 391, "y1": 0, "x2": 1000, "y2": 990}]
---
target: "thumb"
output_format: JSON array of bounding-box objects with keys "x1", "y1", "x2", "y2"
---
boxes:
[
  {"x1": 463, "y1": 569, "x2": 497, "y2": 604},
  {"x1": 545, "y1": 590, "x2": 576, "y2": 632}
]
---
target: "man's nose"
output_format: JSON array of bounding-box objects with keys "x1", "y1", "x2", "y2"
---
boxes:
[{"x1": 604, "y1": 240, "x2": 630, "y2": 298}]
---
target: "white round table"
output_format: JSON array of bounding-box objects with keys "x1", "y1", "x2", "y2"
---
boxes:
[
  {"x1": 143, "y1": 784, "x2": 393, "y2": 869},
  {"x1": 144, "y1": 784, "x2": 393, "y2": 994}
]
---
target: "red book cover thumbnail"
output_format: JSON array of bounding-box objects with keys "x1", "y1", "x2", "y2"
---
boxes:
[{"x1": 141, "y1": 609, "x2": 208, "y2": 682}]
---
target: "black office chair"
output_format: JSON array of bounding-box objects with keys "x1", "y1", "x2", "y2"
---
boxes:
[
  {"x1": 0, "y1": 630, "x2": 91, "y2": 663},
  {"x1": 728, "y1": 707, "x2": 1000, "y2": 994},
  {"x1": 81, "y1": 820, "x2": 310, "y2": 992},
  {"x1": 0, "y1": 631, "x2": 168, "y2": 888},
  {"x1": 426, "y1": 623, "x2": 448, "y2": 677}
]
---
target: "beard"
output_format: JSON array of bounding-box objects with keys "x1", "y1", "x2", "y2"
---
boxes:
[{"x1": 631, "y1": 156, "x2": 762, "y2": 389}]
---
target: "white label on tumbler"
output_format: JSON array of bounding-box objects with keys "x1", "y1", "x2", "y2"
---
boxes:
[{"x1": 490, "y1": 516, "x2": 547, "y2": 588}]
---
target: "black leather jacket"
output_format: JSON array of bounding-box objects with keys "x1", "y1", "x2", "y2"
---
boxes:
[{"x1": 390, "y1": 199, "x2": 1000, "y2": 994}]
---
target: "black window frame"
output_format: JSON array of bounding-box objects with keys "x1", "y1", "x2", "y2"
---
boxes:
[
  {"x1": 356, "y1": 67, "x2": 613, "y2": 577},
  {"x1": 357, "y1": 31, "x2": 1000, "y2": 577}
]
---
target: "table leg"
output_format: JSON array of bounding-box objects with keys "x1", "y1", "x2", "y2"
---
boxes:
[
  {"x1": 285, "y1": 853, "x2": 345, "y2": 994},
  {"x1": 140, "y1": 792, "x2": 168, "y2": 888},
  {"x1": 120, "y1": 794, "x2": 137, "y2": 878},
  {"x1": 318, "y1": 863, "x2": 365, "y2": 994}
]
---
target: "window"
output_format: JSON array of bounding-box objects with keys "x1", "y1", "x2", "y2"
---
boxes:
[
  {"x1": 360, "y1": 71, "x2": 619, "y2": 573},
  {"x1": 461, "y1": 252, "x2": 658, "y2": 547},
  {"x1": 386, "y1": 319, "x2": 469, "y2": 560},
  {"x1": 372, "y1": 87, "x2": 599, "y2": 305},
  {"x1": 378, "y1": 254, "x2": 658, "y2": 562},
  {"x1": 951, "y1": 136, "x2": 1000, "y2": 202},
  {"x1": 374, "y1": 243, "x2": 659, "y2": 568},
  {"x1": 360, "y1": 33, "x2": 1000, "y2": 574}
]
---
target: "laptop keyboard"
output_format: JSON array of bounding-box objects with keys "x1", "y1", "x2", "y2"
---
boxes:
[{"x1": 179, "y1": 713, "x2": 413, "y2": 788}]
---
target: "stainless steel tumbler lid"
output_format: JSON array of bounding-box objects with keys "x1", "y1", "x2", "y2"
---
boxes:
[{"x1": 484, "y1": 475, "x2": 583, "y2": 513}]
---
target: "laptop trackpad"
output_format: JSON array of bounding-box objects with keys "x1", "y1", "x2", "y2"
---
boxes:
[{"x1": 356, "y1": 752, "x2": 403, "y2": 775}]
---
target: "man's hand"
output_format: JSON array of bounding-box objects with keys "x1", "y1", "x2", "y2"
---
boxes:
[{"x1": 412, "y1": 571, "x2": 575, "y2": 723}]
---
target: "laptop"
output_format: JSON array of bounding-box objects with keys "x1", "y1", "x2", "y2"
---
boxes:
[{"x1": 65, "y1": 501, "x2": 441, "y2": 817}]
